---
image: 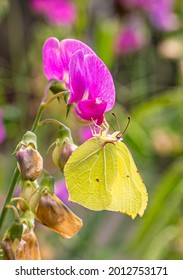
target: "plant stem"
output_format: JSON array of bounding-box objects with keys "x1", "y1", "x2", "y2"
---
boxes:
[
  {"x1": 0, "y1": 82, "x2": 56, "y2": 234},
  {"x1": 0, "y1": 167, "x2": 20, "y2": 232}
]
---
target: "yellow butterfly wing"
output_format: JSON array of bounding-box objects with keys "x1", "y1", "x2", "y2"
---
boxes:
[
  {"x1": 64, "y1": 137, "x2": 118, "y2": 210},
  {"x1": 106, "y1": 142, "x2": 148, "y2": 218}
]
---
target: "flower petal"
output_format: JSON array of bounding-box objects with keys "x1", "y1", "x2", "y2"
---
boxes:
[
  {"x1": 42, "y1": 37, "x2": 64, "y2": 81},
  {"x1": 69, "y1": 50, "x2": 86, "y2": 103},
  {"x1": 75, "y1": 99, "x2": 107, "y2": 124},
  {"x1": 85, "y1": 54, "x2": 115, "y2": 111},
  {"x1": 60, "y1": 39, "x2": 95, "y2": 73}
]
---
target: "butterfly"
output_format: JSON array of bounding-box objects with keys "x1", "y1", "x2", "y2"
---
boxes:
[{"x1": 64, "y1": 119, "x2": 148, "y2": 218}]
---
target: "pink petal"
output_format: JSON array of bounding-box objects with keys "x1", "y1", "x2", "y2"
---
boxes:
[
  {"x1": 68, "y1": 50, "x2": 86, "y2": 103},
  {"x1": 85, "y1": 54, "x2": 115, "y2": 111},
  {"x1": 60, "y1": 39, "x2": 95, "y2": 73},
  {"x1": 75, "y1": 99, "x2": 107, "y2": 124},
  {"x1": 42, "y1": 37, "x2": 64, "y2": 81}
]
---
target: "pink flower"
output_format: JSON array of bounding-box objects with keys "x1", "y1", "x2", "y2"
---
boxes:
[
  {"x1": 142, "y1": 0, "x2": 178, "y2": 31},
  {"x1": 54, "y1": 178, "x2": 70, "y2": 204},
  {"x1": 115, "y1": 0, "x2": 178, "y2": 31},
  {"x1": 79, "y1": 126, "x2": 93, "y2": 143},
  {"x1": 0, "y1": 109, "x2": 6, "y2": 144},
  {"x1": 43, "y1": 37, "x2": 95, "y2": 83},
  {"x1": 43, "y1": 38, "x2": 115, "y2": 124},
  {"x1": 30, "y1": 0, "x2": 76, "y2": 26},
  {"x1": 115, "y1": 17, "x2": 149, "y2": 55}
]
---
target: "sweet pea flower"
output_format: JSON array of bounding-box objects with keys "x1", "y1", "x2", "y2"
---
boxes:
[
  {"x1": 43, "y1": 37, "x2": 95, "y2": 84},
  {"x1": 30, "y1": 0, "x2": 77, "y2": 26},
  {"x1": 0, "y1": 108, "x2": 6, "y2": 144},
  {"x1": 68, "y1": 50, "x2": 115, "y2": 124},
  {"x1": 43, "y1": 38, "x2": 115, "y2": 124}
]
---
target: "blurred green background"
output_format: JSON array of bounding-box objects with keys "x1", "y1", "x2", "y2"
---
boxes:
[{"x1": 0, "y1": 0, "x2": 183, "y2": 260}]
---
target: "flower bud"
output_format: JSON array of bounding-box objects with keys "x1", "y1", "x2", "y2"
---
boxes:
[
  {"x1": 52, "y1": 139, "x2": 77, "y2": 171},
  {"x1": 51, "y1": 126, "x2": 77, "y2": 171},
  {"x1": 18, "y1": 180, "x2": 38, "y2": 212},
  {"x1": 29, "y1": 189, "x2": 83, "y2": 239},
  {"x1": 16, "y1": 146, "x2": 43, "y2": 181}
]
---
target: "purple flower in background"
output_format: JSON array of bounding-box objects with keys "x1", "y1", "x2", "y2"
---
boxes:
[
  {"x1": 142, "y1": 0, "x2": 178, "y2": 31},
  {"x1": 30, "y1": 0, "x2": 76, "y2": 26},
  {"x1": 115, "y1": 0, "x2": 178, "y2": 31},
  {"x1": 0, "y1": 109, "x2": 6, "y2": 144},
  {"x1": 55, "y1": 178, "x2": 70, "y2": 204},
  {"x1": 43, "y1": 38, "x2": 115, "y2": 125},
  {"x1": 115, "y1": 17, "x2": 149, "y2": 55},
  {"x1": 79, "y1": 126, "x2": 93, "y2": 143}
]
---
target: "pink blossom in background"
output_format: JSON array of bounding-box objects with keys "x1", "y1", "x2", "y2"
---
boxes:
[
  {"x1": 30, "y1": 0, "x2": 77, "y2": 26},
  {"x1": 43, "y1": 38, "x2": 116, "y2": 125},
  {"x1": 54, "y1": 178, "x2": 70, "y2": 205},
  {"x1": 115, "y1": 17, "x2": 149, "y2": 55},
  {"x1": 79, "y1": 126, "x2": 93, "y2": 143},
  {"x1": 142, "y1": 0, "x2": 179, "y2": 31},
  {"x1": 0, "y1": 109, "x2": 6, "y2": 144},
  {"x1": 115, "y1": 0, "x2": 178, "y2": 31}
]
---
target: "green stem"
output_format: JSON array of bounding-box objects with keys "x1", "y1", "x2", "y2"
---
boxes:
[
  {"x1": 45, "y1": 90, "x2": 69, "y2": 106},
  {"x1": 0, "y1": 167, "x2": 20, "y2": 232},
  {"x1": 38, "y1": 118, "x2": 68, "y2": 129},
  {"x1": 0, "y1": 82, "x2": 56, "y2": 234}
]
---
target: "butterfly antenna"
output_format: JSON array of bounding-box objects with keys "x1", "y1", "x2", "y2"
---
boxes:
[
  {"x1": 122, "y1": 117, "x2": 130, "y2": 136},
  {"x1": 112, "y1": 113, "x2": 121, "y2": 131}
]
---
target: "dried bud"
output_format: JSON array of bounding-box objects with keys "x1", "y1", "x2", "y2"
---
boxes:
[
  {"x1": 1, "y1": 226, "x2": 41, "y2": 260},
  {"x1": 1, "y1": 211, "x2": 41, "y2": 260},
  {"x1": 30, "y1": 189, "x2": 83, "y2": 238},
  {"x1": 16, "y1": 228, "x2": 41, "y2": 260},
  {"x1": 52, "y1": 139, "x2": 77, "y2": 171},
  {"x1": 1, "y1": 220, "x2": 23, "y2": 260},
  {"x1": 16, "y1": 146, "x2": 43, "y2": 181}
]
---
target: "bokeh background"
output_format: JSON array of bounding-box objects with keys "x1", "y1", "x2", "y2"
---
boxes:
[{"x1": 0, "y1": 0, "x2": 183, "y2": 260}]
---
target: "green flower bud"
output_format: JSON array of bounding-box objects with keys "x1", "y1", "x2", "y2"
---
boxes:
[
  {"x1": 52, "y1": 139, "x2": 77, "y2": 171},
  {"x1": 52, "y1": 126, "x2": 77, "y2": 171},
  {"x1": 16, "y1": 146, "x2": 43, "y2": 181},
  {"x1": 18, "y1": 180, "x2": 38, "y2": 212}
]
